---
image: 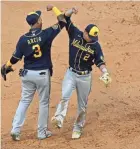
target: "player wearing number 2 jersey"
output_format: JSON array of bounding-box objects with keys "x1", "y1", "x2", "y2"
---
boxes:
[
  {"x1": 51, "y1": 7, "x2": 112, "y2": 139},
  {"x1": 1, "y1": 6, "x2": 66, "y2": 141}
]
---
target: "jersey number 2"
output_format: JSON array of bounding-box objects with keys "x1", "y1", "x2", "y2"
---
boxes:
[
  {"x1": 83, "y1": 54, "x2": 90, "y2": 61},
  {"x1": 32, "y1": 44, "x2": 42, "y2": 58}
]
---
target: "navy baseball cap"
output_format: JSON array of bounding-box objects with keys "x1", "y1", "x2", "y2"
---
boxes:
[
  {"x1": 26, "y1": 11, "x2": 41, "y2": 26},
  {"x1": 85, "y1": 24, "x2": 99, "y2": 41}
]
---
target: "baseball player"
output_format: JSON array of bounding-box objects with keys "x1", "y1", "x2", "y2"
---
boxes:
[
  {"x1": 51, "y1": 7, "x2": 112, "y2": 139},
  {"x1": 1, "y1": 5, "x2": 66, "y2": 141}
]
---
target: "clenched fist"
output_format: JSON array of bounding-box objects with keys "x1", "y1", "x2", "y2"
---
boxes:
[
  {"x1": 46, "y1": 4, "x2": 54, "y2": 11},
  {"x1": 72, "y1": 7, "x2": 78, "y2": 14}
]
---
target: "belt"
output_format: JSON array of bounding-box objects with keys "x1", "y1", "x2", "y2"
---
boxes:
[{"x1": 69, "y1": 67, "x2": 90, "y2": 75}]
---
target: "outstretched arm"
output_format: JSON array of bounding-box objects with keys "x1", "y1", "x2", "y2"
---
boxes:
[
  {"x1": 64, "y1": 7, "x2": 79, "y2": 39},
  {"x1": 45, "y1": 4, "x2": 67, "y2": 41},
  {"x1": 47, "y1": 4, "x2": 66, "y2": 28}
]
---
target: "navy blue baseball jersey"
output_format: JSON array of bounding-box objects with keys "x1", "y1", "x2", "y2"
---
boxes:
[
  {"x1": 65, "y1": 16, "x2": 105, "y2": 71},
  {"x1": 13, "y1": 23, "x2": 63, "y2": 70}
]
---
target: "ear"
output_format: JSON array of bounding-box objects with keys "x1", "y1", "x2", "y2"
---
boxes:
[
  {"x1": 37, "y1": 18, "x2": 40, "y2": 24},
  {"x1": 37, "y1": 20, "x2": 41, "y2": 24}
]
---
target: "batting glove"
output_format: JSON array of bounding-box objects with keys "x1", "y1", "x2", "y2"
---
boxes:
[{"x1": 99, "y1": 72, "x2": 112, "y2": 87}]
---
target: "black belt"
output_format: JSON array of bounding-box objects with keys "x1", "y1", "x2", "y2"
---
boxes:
[{"x1": 69, "y1": 67, "x2": 90, "y2": 75}]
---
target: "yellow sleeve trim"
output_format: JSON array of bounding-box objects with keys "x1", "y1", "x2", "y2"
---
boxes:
[
  {"x1": 6, "y1": 60, "x2": 12, "y2": 67},
  {"x1": 52, "y1": 7, "x2": 62, "y2": 16}
]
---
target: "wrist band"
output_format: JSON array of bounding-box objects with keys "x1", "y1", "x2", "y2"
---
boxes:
[
  {"x1": 101, "y1": 67, "x2": 108, "y2": 73},
  {"x1": 6, "y1": 60, "x2": 12, "y2": 67},
  {"x1": 52, "y1": 7, "x2": 62, "y2": 16}
]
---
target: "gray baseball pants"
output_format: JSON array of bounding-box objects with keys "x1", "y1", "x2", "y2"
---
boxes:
[
  {"x1": 54, "y1": 68, "x2": 92, "y2": 132},
  {"x1": 11, "y1": 69, "x2": 50, "y2": 138}
]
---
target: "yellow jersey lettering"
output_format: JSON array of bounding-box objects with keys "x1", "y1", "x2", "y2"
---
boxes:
[
  {"x1": 27, "y1": 37, "x2": 42, "y2": 45},
  {"x1": 34, "y1": 38, "x2": 37, "y2": 42},
  {"x1": 83, "y1": 54, "x2": 90, "y2": 61},
  {"x1": 39, "y1": 37, "x2": 41, "y2": 42},
  {"x1": 27, "y1": 40, "x2": 31, "y2": 44},
  {"x1": 32, "y1": 44, "x2": 42, "y2": 58},
  {"x1": 72, "y1": 39, "x2": 94, "y2": 54},
  {"x1": 30, "y1": 39, "x2": 34, "y2": 44}
]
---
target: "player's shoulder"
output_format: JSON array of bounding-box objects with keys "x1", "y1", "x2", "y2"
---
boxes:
[
  {"x1": 75, "y1": 29, "x2": 83, "y2": 38},
  {"x1": 89, "y1": 41, "x2": 101, "y2": 50},
  {"x1": 17, "y1": 35, "x2": 26, "y2": 44},
  {"x1": 74, "y1": 24, "x2": 81, "y2": 33},
  {"x1": 90, "y1": 41, "x2": 100, "y2": 46}
]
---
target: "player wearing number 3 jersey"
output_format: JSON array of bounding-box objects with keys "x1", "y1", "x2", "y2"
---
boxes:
[{"x1": 1, "y1": 6, "x2": 66, "y2": 141}]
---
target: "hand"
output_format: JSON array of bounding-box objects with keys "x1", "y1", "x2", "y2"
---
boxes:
[
  {"x1": 1, "y1": 64, "x2": 14, "y2": 81},
  {"x1": 65, "y1": 7, "x2": 78, "y2": 17},
  {"x1": 46, "y1": 4, "x2": 54, "y2": 11},
  {"x1": 72, "y1": 7, "x2": 78, "y2": 14},
  {"x1": 99, "y1": 72, "x2": 112, "y2": 87}
]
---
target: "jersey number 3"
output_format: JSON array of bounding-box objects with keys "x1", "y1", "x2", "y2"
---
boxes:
[{"x1": 32, "y1": 44, "x2": 42, "y2": 58}]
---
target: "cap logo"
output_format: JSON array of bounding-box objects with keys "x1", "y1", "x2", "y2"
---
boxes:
[
  {"x1": 89, "y1": 26, "x2": 99, "y2": 37},
  {"x1": 28, "y1": 12, "x2": 39, "y2": 16}
]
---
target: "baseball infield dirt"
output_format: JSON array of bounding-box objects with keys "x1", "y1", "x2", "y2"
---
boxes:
[{"x1": 1, "y1": 1, "x2": 140, "y2": 149}]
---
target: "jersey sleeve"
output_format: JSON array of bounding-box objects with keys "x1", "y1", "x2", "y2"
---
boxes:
[
  {"x1": 12, "y1": 37, "x2": 24, "y2": 60},
  {"x1": 94, "y1": 42, "x2": 106, "y2": 67},
  {"x1": 64, "y1": 15, "x2": 79, "y2": 39},
  {"x1": 45, "y1": 22, "x2": 64, "y2": 42}
]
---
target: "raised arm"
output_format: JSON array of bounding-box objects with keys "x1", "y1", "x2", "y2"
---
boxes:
[
  {"x1": 45, "y1": 4, "x2": 67, "y2": 41},
  {"x1": 47, "y1": 4, "x2": 66, "y2": 29},
  {"x1": 64, "y1": 7, "x2": 79, "y2": 39},
  {"x1": 65, "y1": 7, "x2": 78, "y2": 17}
]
